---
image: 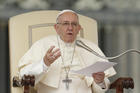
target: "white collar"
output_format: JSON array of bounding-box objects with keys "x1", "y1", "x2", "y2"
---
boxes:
[{"x1": 57, "y1": 35, "x2": 76, "y2": 48}]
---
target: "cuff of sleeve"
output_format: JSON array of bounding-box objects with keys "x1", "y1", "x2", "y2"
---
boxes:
[
  {"x1": 97, "y1": 81, "x2": 106, "y2": 89},
  {"x1": 92, "y1": 78, "x2": 110, "y2": 93},
  {"x1": 41, "y1": 58, "x2": 49, "y2": 72},
  {"x1": 92, "y1": 81, "x2": 105, "y2": 93}
]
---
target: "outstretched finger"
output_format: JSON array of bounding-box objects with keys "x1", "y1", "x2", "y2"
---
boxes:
[
  {"x1": 47, "y1": 46, "x2": 55, "y2": 53},
  {"x1": 50, "y1": 48, "x2": 60, "y2": 56},
  {"x1": 54, "y1": 51, "x2": 61, "y2": 60}
]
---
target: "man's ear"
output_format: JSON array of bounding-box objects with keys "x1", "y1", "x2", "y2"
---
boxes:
[
  {"x1": 78, "y1": 24, "x2": 81, "y2": 32},
  {"x1": 54, "y1": 24, "x2": 57, "y2": 30},
  {"x1": 54, "y1": 24, "x2": 59, "y2": 34}
]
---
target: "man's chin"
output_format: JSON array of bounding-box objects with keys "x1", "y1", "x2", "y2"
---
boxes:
[{"x1": 65, "y1": 38, "x2": 74, "y2": 43}]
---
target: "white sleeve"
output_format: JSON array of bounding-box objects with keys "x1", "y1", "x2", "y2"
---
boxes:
[
  {"x1": 19, "y1": 58, "x2": 49, "y2": 85},
  {"x1": 92, "y1": 77, "x2": 110, "y2": 93}
]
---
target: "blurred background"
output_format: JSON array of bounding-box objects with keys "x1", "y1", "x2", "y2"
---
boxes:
[{"x1": 0, "y1": 0, "x2": 140, "y2": 93}]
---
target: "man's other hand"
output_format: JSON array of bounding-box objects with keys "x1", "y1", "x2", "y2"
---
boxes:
[{"x1": 92, "y1": 72, "x2": 105, "y2": 84}]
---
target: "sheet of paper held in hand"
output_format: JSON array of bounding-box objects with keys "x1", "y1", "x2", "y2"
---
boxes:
[{"x1": 71, "y1": 61, "x2": 117, "y2": 77}]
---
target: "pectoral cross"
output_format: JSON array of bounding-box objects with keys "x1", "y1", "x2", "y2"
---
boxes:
[{"x1": 62, "y1": 74, "x2": 72, "y2": 90}]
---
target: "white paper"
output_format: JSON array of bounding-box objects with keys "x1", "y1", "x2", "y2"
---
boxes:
[{"x1": 71, "y1": 61, "x2": 117, "y2": 77}]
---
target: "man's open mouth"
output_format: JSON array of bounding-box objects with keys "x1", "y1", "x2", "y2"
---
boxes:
[{"x1": 67, "y1": 33, "x2": 73, "y2": 35}]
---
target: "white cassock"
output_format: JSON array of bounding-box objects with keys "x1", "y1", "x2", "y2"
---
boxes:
[{"x1": 19, "y1": 35, "x2": 116, "y2": 93}]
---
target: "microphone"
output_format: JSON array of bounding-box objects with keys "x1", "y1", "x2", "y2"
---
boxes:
[{"x1": 76, "y1": 40, "x2": 140, "y2": 60}]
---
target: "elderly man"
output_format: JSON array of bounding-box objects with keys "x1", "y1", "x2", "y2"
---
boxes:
[{"x1": 19, "y1": 10, "x2": 116, "y2": 93}]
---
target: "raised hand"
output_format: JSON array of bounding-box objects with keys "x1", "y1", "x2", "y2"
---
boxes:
[{"x1": 43, "y1": 46, "x2": 61, "y2": 66}]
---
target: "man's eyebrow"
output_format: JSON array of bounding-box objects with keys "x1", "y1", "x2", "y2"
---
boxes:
[
  {"x1": 61, "y1": 21, "x2": 78, "y2": 23},
  {"x1": 61, "y1": 21, "x2": 70, "y2": 22}
]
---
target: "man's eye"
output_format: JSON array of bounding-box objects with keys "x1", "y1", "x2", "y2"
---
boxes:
[
  {"x1": 72, "y1": 23, "x2": 77, "y2": 26},
  {"x1": 63, "y1": 23, "x2": 69, "y2": 25}
]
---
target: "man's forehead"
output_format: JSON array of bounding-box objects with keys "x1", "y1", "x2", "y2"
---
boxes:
[
  {"x1": 60, "y1": 12, "x2": 77, "y2": 18},
  {"x1": 56, "y1": 10, "x2": 79, "y2": 23},
  {"x1": 57, "y1": 12, "x2": 79, "y2": 22},
  {"x1": 57, "y1": 10, "x2": 77, "y2": 18}
]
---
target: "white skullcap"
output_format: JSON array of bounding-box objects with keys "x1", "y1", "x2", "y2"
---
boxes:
[{"x1": 56, "y1": 9, "x2": 78, "y2": 23}]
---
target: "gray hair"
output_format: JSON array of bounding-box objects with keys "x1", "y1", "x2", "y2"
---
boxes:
[{"x1": 56, "y1": 9, "x2": 79, "y2": 23}]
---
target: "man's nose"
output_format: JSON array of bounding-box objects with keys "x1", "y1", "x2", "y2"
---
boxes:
[{"x1": 67, "y1": 23, "x2": 73, "y2": 30}]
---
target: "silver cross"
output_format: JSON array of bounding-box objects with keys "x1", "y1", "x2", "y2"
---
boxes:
[{"x1": 62, "y1": 75, "x2": 72, "y2": 90}]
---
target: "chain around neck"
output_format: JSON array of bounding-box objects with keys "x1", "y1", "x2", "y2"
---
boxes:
[{"x1": 57, "y1": 35, "x2": 76, "y2": 76}]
